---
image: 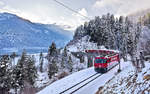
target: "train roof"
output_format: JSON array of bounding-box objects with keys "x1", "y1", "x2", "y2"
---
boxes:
[
  {"x1": 85, "y1": 49, "x2": 119, "y2": 58},
  {"x1": 85, "y1": 49, "x2": 119, "y2": 54}
]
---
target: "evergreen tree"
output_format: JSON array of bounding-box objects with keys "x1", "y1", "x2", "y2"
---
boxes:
[
  {"x1": 110, "y1": 14, "x2": 116, "y2": 49},
  {"x1": 11, "y1": 66, "x2": 20, "y2": 93},
  {"x1": 72, "y1": 13, "x2": 142, "y2": 63},
  {"x1": 61, "y1": 47, "x2": 68, "y2": 70},
  {"x1": 0, "y1": 55, "x2": 11, "y2": 92},
  {"x1": 63, "y1": 47, "x2": 67, "y2": 57},
  {"x1": 39, "y1": 52, "x2": 44, "y2": 72},
  {"x1": 20, "y1": 50, "x2": 28, "y2": 65},
  {"x1": 67, "y1": 55, "x2": 73, "y2": 72},
  {"x1": 48, "y1": 42, "x2": 57, "y2": 56},
  {"x1": 25, "y1": 55, "x2": 37, "y2": 85},
  {"x1": 61, "y1": 57, "x2": 65, "y2": 69},
  {"x1": 11, "y1": 50, "x2": 28, "y2": 92},
  {"x1": 10, "y1": 52, "x2": 17, "y2": 67},
  {"x1": 47, "y1": 42, "x2": 58, "y2": 63},
  {"x1": 74, "y1": 25, "x2": 85, "y2": 38},
  {"x1": 14, "y1": 58, "x2": 25, "y2": 90},
  {"x1": 48, "y1": 59, "x2": 58, "y2": 79}
]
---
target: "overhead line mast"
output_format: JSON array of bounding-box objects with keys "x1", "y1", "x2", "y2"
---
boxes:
[{"x1": 52, "y1": 0, "x2": 91, "y2": 20}]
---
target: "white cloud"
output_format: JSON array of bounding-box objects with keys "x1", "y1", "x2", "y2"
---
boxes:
[
  {"x1": 93, "y1": 0, "x2": 120, "y2": 8},
  {"x1": 1, "y1": 0, "x2": 150, "y2": 31},
  {"x1": 0, "y1": 0, "x2": 90, "y2": 31},
  {"x1": 55, "y1": 8, "x2": 89, "y2": 31},
  {"x1": 0, "y1": 1, "x2": 5, "y2": 8},
  {"x1": 93, "y1": 0, "x2": 150, "y2": 16},
  {"x1": 76, "y1": 8, "x2": 88, "y2": 18},
  {"x1": 0, "y1": 1, "x2": 4, "y2": 6},
  {"x1": 71, "y1": 8, "x2": 88, "y2": 28}
]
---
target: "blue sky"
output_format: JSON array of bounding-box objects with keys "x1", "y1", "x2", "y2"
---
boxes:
[{"x1": 0, "y1": 0, "x2": 150, "y2": 30}]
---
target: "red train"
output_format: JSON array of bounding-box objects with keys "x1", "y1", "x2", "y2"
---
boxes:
[{"x1": 85, "y1": 49, "x2": 120, "y2": 73}]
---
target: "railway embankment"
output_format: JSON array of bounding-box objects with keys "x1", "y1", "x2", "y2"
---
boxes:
[{"x1": 96, "y1": 61, "x2": 150, "y2": 94}]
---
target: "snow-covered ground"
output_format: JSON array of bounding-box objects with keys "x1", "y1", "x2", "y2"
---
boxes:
[
  {"x1": 37, "y1": 67, "x2": 96, "y2": 94},
  {"x1": 67, "y1": 36, "x2": 102, "y2": 52},
  {"x1": 96, "y1": 61, "x2": 150, "y2": 94},
  {"x1": 73, "y1": 59, "x2": 130, "y2": 94},
  {"x1": 35, "y1": 72, "x2": 50, "y2": 88},
  {"x1": 37, "y1": 59, "x2": 131, "y2": 94}
]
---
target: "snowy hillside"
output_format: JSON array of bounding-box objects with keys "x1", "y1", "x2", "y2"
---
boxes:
[
  {"x1": 0, "y1": 12, "x2": 72, "y2": 54},
  {"x1": 138, "y1": 26, "x2": 150, "y2": 55},
  {"x1": 37, "y1": 67, "x2": 96, "y2": 94},
  {"x1": 66, "y1": 36, "x2": 105, "y2": 52},
  {"x1": 37, "y1": 59, "x2": 131, "y2": 94},
  {"x1": 96, "y1": 62, "x2": 150, "y2": 94}
]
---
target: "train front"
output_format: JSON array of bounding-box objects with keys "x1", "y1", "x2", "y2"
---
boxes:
[{"x1": 94, "y1": 57, "x2": 108, "y2": 73}]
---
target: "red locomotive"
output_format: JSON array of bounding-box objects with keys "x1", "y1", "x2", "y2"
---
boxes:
[{"x1": 85, "y1": 49, "x2": 120, "y2": 73}]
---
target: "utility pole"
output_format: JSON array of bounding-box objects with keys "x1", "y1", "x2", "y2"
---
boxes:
[{"x1": 118, "y1": 52, "x2": 121, "y2": 73}]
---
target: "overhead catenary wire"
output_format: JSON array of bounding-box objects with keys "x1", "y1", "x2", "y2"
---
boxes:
[{"x1": 52, "y1": 0, "x2": 91, "y2": 20}]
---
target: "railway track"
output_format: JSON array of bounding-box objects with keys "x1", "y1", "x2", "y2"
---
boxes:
[
  {"x1": 59, "y1": 63, "x2": 119, "y2": 94},
  {"x1": 59, "y1": 73, "x2": 99, "y2": 94}
]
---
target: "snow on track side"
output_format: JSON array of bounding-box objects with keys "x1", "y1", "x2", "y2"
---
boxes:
[
  {"x1": 63, "y1": 73, "x2": 101, "y2": 94},
  {"x1": 74, "y1": 60, "x2": 131, "y2": 94},
  {"x1": 67, "y1": 63, "x2": 119, "y2": 94},
  {"x1": 37, "y1": 67, "x2": 97, "y2": 94},
  {"x1": 60, "y1": 73, "x2": 98, "y2": 94},
  {"x1": 37, "y1": 59, "x2": 131, "y2": 94}
]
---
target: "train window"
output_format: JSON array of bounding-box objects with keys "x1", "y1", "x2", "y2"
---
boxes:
[{"x1": 95, "y1": 59, "x2": 106, "y2": 63}]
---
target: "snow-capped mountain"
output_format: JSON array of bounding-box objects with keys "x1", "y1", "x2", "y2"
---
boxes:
[{"x1": 0, "y1": 12, "x2": 73, "y2": 54}]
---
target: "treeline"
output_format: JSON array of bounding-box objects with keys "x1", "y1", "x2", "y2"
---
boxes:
[
  {"x1": 0, "y1": 51, "x2": 37, "y2": 94},
  {"x1": 46, "y1": 42, "x2": 73, "y2": 79},
  {"x1": 74, "y1": 13, "x2": 142, "y2": 60},
  {"x1": 0, "y1": 42, "x2": 74, "y2": 93}
]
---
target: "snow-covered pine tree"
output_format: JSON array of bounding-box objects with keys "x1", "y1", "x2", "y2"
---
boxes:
[
  {"x1": 145, "y1": 40, "x2": 150, "y2": 55},
  {"x1": 120, "y1": 16, "x2": 129, "y2": 61},
  {"x1": 61, "y1": 47, "x2": 68, "y2": 70},
  {"x1": 118, "y1": 16, "x2": 124, "y2": 51},
  {"x1": 20, "y1": 50, "x2": 28, "y2": 64},
  {"x1": 0, "y1": 55, "x2": 11, "y2": 93},
  {"x1": 63, "y1": 47, "x2": 67, "y2": 57},
  {"x1": 25, "y1": 55, "x2": 37, "y2": 85},
  {"x1": 11, "y1": 66, "x2": 20, "y2": 93},
  {"x1": 74, "y1": 25, "x2": 85, "y2": 38},
  {"x1": 127, "y1": 29, "x2": 134, "y2": 58},
  {"x1": 61, "y1": 57, "x2": 65, "y2": 70},
  {"x1": 10, "y1": 52, "x2": 17, "y2": 67},
  {"x1": 122, "y1": 17, "x2": 131, "y2": 61},
  {"x1": 47, "y1": 42, "x2": 58, "y2": 63},
  {"x1": 48, "y1": 59, "x2": 58, "y2": 79},
  {"x1": 39, "y1": 52, "x2": 44, "y2": 72},
  {"x1": 48, "y1": 42, "x2": 57, "y2": 56},
  {"x1": 67, "y1": 55, "x2": 73, "y2": 72},
  {"x1": 11, "y1": 50, "x2": 28, "y2": 92},
  {"x1": 13, "y1": 57, "x2": 25, "y2": 90},
  {"x1": 109, "y1": 14, "x2": 116, "y2": 49},
  {"x1": 61, "y1": 47, "x2": 68, "y2": 69},
  {"x1": 106, "y1": 15, "x2": 112, "y2": 48},
  {"x1": 72, "y1": 13, "x2": 142, "y2": 61},
  {"x1": 134, "y1": 23, "x2": 142, "y2": 55}
]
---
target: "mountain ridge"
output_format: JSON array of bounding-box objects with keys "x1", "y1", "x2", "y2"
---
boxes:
[{"x1": 0, "y1": 12, "x2": 72, "y2": 54}]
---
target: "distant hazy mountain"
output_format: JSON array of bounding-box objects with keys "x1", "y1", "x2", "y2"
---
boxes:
[{"x1": 0, "y1": 12, "x2": 73, "y2": 54}]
